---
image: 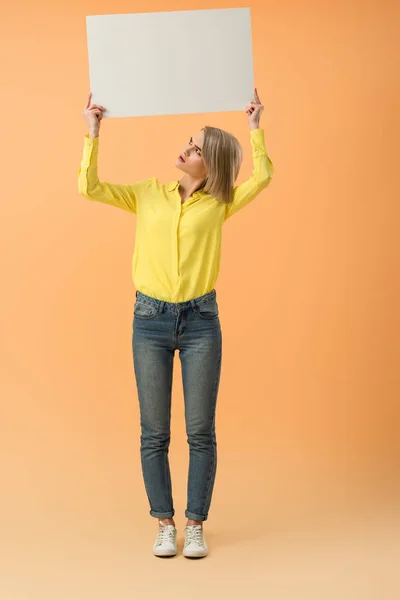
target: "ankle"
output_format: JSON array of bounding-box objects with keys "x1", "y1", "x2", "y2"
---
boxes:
[
  {"x1": 158, "y1": 518, "x2": 175, "y2": 527},
  {"x1": 186, "y1": 519, "x2": 203, "y2": 527}
]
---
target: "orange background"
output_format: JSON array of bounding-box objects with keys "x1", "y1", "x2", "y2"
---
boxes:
[{"x1": 1, "y1": 0, "x2": 399, "y2": 597}]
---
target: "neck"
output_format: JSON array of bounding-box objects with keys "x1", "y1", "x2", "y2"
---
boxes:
[{"x1": 178, "y1": 174, "x2": 207, "y2": 199}]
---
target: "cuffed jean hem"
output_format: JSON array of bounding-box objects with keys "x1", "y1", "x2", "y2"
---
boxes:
[
  {"x1": 185, "y1": 510, "x2": 208, "y2": 521},
  {"x1": 150, "y1": 509, "x2": 175, "y2": 519}
]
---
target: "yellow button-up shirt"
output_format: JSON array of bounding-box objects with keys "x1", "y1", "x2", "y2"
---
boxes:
[{"x1": 78, "y1": 127, "x2": 274, "y2": 302}]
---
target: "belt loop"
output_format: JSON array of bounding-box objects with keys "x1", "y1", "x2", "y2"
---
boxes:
[
  {"x1": 190, "y1": 298, "x2": 198, "y2": 314},
  {"x1": 159, "y1": 300, "x2": 165, "y2": 313},
  {"x1": 136, "y1": 290, "x2": 138, "y2": 298}
]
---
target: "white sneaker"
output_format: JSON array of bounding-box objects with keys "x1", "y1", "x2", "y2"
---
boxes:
[
  {"x1": 183, "y1": 524, "x2": 208, "y2": 558},
  {"x1": 153, "y1": 521, "x2": 177, "y2": 557}
]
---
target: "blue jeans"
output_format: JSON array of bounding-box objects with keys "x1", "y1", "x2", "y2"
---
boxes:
[{"x1": 132, "y1": 289, "x2": 222, "y2": 522}]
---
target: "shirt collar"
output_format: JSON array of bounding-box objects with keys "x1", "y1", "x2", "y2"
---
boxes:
[
  {"x1": 167, "y1": 180, "x2": 207, "y2": 195},
  {"x1": 167, "y1": 180, "x2": 180, "y2": 192}
]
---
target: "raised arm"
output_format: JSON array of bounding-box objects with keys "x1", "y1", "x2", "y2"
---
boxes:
[
  {"x1": 78, "y1": 134, "x2": 138, "y2": 213},
  {"x1": 224, "y1": 128, "x2": 274, "y2": 220},
  {"x1": 224, "y1": 88, "x2": 274, "y2": 221},
  {"x1": 77, "y1": 92, "x2": 137, "y2": 213}
]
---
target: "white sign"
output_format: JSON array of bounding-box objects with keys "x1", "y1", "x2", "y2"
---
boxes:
[{"x1": 85, "y1": 8, "x2": 254, "y2": 118}]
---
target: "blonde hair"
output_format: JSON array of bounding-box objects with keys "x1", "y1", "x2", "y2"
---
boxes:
[{"x1": 199, "y1": 126, "x2": 243, "y2": 204}]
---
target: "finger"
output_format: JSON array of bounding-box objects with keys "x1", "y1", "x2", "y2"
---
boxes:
[
  {"x1": 88, "y1": 108, "x2": 106, "y2": 117},
  {"x1": 88, "y1": 108, "x2": 103, "y2": 117},
  {"x1": 85, "y1": 92, "x2": 92, "y2": 110},
  {"x1": 254, "y1": 88, "x2": 261, "y2": 101}
]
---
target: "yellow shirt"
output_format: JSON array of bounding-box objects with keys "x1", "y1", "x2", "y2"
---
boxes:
[{"x1": 78, "y1": 128, "x2": 274, "y2": 302}]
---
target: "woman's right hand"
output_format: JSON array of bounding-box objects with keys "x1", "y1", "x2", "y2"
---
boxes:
[{"x1": 82, "y1": 92, "x2": 106, "y2": 137}]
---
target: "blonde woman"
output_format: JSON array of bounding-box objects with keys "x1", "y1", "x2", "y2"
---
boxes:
[{"x1": 78, "y1": 88, "x2": 274, "y2": 558}]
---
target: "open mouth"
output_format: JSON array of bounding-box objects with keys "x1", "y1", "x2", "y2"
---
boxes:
[{"x1": 179, "y1": 155, "x2": 185, "y2": 162}]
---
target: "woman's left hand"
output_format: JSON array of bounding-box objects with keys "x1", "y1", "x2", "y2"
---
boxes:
[{"x1": 245, "y1": 88, "x2": 264, "y2": 129}]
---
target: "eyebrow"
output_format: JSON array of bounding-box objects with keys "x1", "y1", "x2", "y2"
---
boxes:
[{"x1": 190, "y1": 136, "x2": 202, "y2": 152}]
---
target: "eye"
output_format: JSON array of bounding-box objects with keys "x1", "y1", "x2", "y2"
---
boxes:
[{"x1": 189, "y1": 137, "x2": 201, "y2": 156}]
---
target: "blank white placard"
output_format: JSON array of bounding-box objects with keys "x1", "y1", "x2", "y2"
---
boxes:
[{"x1": 86, "y1": 8, "x2": 254, "y2": 118}]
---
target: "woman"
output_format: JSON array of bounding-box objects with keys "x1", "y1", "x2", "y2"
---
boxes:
[{"x1": 78, "y1": 89, "x2": 274, "y2": 558}]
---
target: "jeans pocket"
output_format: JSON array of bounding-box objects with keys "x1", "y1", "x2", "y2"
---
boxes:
[
  {"x1": 134, "y1": 300, "x2": 158, "y2": 320},
  {"x1": 197, "y1": 299, "x2": 219, "y2": 320}
]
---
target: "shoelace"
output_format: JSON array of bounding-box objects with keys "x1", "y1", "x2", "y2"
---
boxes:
[
  {"x1": 156, "y1": 524, "x2": 176, "y2": 546},
  {"x1": 185, "y1": 525, "x2": 204, "y2": 546}
]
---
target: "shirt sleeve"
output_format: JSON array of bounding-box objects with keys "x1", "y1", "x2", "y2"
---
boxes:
[
  {"x1": 224, "y1": 128, "x2": 274, "y2": 221},
  {"x1": 77, "y1": 134, "x2": 152, "y2": 213}
]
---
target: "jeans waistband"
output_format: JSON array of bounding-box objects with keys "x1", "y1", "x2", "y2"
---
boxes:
[{"x1": 135, "y1": 288, "x2": 216, "y2": 312}]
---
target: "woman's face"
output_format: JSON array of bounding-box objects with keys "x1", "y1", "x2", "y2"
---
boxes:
[{"x1": 175, "y1": 130, "x2": 208, "y2": 179}]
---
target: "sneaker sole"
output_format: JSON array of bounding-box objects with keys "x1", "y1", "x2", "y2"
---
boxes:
[
  {"x1": 153, "y1": 546, "x2": 177, "y2": 557},
  {"x1": 183, "y1": 548, "x2": 208, "y2": 558}
]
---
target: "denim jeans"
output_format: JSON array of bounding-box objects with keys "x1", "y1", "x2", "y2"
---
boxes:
[{"x1": 132, "y1": 288, "x2": 222, "y2": 522}]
